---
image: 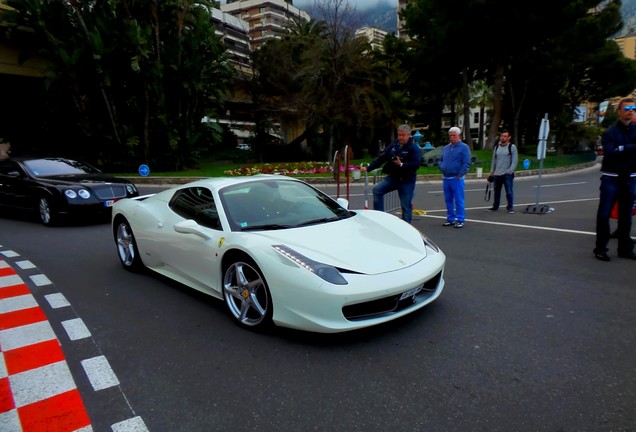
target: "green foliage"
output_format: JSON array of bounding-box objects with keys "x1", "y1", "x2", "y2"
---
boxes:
[
  {"x1": 403, "y1": 0, "x2": 636, "y2": 150},
  {"x1": 3, "y1": 0, "x2": 233, "y2": 170}
]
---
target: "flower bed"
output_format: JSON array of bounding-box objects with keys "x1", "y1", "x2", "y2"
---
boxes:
[{"x1": 224, "y1": 161, "x2": 362, "y2": 176}]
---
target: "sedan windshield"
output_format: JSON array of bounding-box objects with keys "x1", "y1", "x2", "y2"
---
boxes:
[
  {"x1": 219, "y1": 179, "x2": 353, "y2": 231},
  {"x1": 24, "y1": 159, "x2": 101, "y2": 177}
]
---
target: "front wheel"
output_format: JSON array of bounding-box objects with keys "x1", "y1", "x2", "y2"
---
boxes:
[
  {"x1": 222, "y1": 258, "x2": 272, "y2": 330},
  {"x1": 114, "y1": 218, "x2": 144, "y2": 271},
  {"x1": 38, "y1": 196, "x2": 56, "y2": 226}
]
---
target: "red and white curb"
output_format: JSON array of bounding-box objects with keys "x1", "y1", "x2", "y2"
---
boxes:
[{"x1": 0, "y1": 247, "x2": 148, "y2": 432}]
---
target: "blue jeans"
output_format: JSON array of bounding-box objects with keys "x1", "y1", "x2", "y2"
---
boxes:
[
  {"x1": 443, "y1": 177, "x2": 465, "y2": 222},
  {"x1": 595, "y1": 175, "x2": 635, "y2": 255},
  {"x1": 492, "y1": 173, "x2": 514, "y2": 210},
  {"x1": 373, "y1": 176, "x2": 416, "y2": 223}
]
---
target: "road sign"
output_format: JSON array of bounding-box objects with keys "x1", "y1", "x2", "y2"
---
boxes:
[
  {"x1": 525, "y1": 113, "x2": 551, "y2": 215},
  {"x1": 523, "y1": 159, "x2": 530, "y2": 170},
  {"x1": 537, "y1": 114, "x2": 549, "y2": 160},
  {"x1": 138, "y1": 164, "x2": 150, "y2": 177}
]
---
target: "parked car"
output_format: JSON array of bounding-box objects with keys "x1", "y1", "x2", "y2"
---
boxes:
[
  {"x1": 0, "y1": 157, "x2": 139, "y2": 225},
  {"x1": 112, "y1": 175, "x2": 445, "y2": 333}
]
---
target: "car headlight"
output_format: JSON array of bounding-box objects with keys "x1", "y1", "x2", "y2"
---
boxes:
[
  {"x1": 64, "y1": 189, "x2": 91, "y2": 199},
  {"x1": 126, "y1": 184, "x2": 137, "y2": 194},
  {"x1": 273, "y1": 245, "x2": 348, "y2": 285},
  {"x1": 421, "y1": 233, "x2": 440, "y2": 253}
]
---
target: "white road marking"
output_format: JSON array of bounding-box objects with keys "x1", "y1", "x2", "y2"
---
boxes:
[
  {"x1": 10, "y1": 360, "x2": 76, "y2": 407},
  {"x1": 0, "y1": 260, "x2": 8, "y2": 269},
  {"x1": 0, "y1": 250, "x2": 19, "y2": 258},
  {"x1": 531, "y1": 181, "x2": 587, "y2": 188},
  {"x1": 82, "y1": 356, "x2": 120, "y2": 391},
  {"x1": 30, "y1": 274, "x2": 52, "y2": 286},
  {"x1": 0, "y1": 274, "x2": 23, "y2": 289},
  {"x1": 44, "y1": 292, "x2": 71, "y2": 309},
  {"x1": 111, "y1": 416, "x2": 150, "y2": 432},
  {"x1": 16, "y1": 260, "x2": 36, "y2": 269},
  {"x1": 0, "y1": 320, "x2": 57, "y2": 351},
  {"x1": 62, "y1": 318, "x2": 92, "y2": 341},
  {"x1": 0, "y1": 410, "x2": 21, "y2": 432},
  {"x1": 0, "y1": 294, "x2": 38, "y2": 314},
  {"x1": 0, "y1": 349, "x2": 7, "y2": 379}
]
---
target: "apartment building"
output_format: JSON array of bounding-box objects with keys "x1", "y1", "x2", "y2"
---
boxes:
[
  {"x1": 221, "y1": 0, "x2": 310, "y2": 50},
  {"x1": 355, "y1": 26, "x2": 388, "y2": 52},
  {"x1": 211, "y1": 9, "x2": 251, "y2": 71}
]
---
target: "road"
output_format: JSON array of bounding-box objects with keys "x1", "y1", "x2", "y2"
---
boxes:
[{"x1": 1, "y1": 164, "x2": 635, "y2": 432}]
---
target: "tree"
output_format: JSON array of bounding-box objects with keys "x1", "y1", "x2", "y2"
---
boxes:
[
  {"x1": 403, "y1": 0, "x2": 636, "y2": 151},
  {"x1": 3, "y1": 0, "x2": 232, "y2": 169},
  {"x1": 253, "y1": 0, "x2": 393, "y2": 160}
]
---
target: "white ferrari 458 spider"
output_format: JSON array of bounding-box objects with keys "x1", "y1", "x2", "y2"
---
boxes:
[{"x1": 112, "y1": 175, "x2": 445, "y2": 333}]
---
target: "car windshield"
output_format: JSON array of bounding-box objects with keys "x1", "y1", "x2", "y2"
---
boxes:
[
  {"x1": 23, "y1": 159, "x2": 101, "y2": 177},
  {"x1": 219, "y1": 179, "x2": 353, "y2": 231}
]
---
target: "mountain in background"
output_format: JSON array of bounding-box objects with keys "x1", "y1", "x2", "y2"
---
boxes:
[
  {"x1": 620, "y1": 0, "x2": 636, "y2": 35},
  {"x1": 298, "y1": 0, "x2": 398, "y2": 34},
  {"x1": 297, "y1": 0, "x2": 636, "y2": 37}
]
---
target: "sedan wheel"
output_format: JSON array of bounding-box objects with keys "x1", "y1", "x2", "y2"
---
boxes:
[
  {"x1": 38, "y1": 196, "x2": 55, "y2": 226},
  {"x1": 115, "y1": 219, "x2": 143, "y2": 271},
  {"x1": 223, "y1": 259, "x2": 272, "y2": 329}
]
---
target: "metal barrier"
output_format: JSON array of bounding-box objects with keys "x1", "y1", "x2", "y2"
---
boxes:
[
  {"x1": 372, "y1": 171, "x2": 401, "y2": 213},
  {"x1": 332, "y1": 147, "x2": 400, "y2": 214}
]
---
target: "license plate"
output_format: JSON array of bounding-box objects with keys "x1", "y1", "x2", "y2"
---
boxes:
[
  {"x1": 104, "y1": 200, "x2": 115, "y2": 207},
  {"x1": 399, "y1": 286, "x2": 422, "y2": 301}
]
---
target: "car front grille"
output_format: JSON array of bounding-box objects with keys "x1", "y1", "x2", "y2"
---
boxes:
[
  {"x1": 92, "y1": 184, "x2": 128, "y2": 200},
  {"x1": 342, "y1": 270, "x2": 443, "y2": 321}
]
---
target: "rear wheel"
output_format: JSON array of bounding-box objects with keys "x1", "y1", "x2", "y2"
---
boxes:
[
  {"x1": 222, "y1": 257, "x2": 272, "y2": 330},
  {"x1": 114, "y1": 218, "x2": 143, "y2": 271}
]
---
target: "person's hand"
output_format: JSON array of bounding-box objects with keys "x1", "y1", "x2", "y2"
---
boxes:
[
  {"x1": 360, "y1": 166, "x2": 367, "y2": 172},
  {"x1": 393, "y1": 156, "x2": 402, "y2": 166}
]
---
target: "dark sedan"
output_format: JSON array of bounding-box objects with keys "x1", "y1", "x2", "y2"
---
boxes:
[{"x1": 0, "y1": 157, "x2": 139, "y2": 225}]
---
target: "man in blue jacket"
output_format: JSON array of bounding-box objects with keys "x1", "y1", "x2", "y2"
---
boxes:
[
  {"x1": 438, "y1": 126, "x2": 471, "y2": 228},
  {"x1": 594, "y1": 97, "x2": 636, "y2": 261},
  {"x1": 361, "y1": 124, "x2": 422, "y2": 223}
]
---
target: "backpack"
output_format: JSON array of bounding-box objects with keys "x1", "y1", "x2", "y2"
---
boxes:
[
  {"x1": 494, "y1": 143, "x2": 512, "y2": 156},
  {"x1": 493, "y1": 143, "x2": 514, "y2": 171}
]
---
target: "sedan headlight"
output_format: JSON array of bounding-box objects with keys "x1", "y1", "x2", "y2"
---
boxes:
[
  {"x1": 126, "y1": 184, "x2": 137, "y2": 195},
  {"x1": 273, "y1": 245, "x2": 348, "y2": 285},
  {"x1": 64, "y1": 189, "x2": 91, "y2": 199},
  {"x1": 421, "y1": 233, "x2": 440, "y2": 253}
]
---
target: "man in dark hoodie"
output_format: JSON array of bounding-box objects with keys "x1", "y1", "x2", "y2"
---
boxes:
[
  {"x1": 361, "y1": 124, "x2": 422, "y2": 223},
  {"x1": 594, "y1": 97, "x2": 636, "y2": 261}
]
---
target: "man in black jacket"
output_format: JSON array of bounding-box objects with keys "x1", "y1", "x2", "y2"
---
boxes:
[
  {"x1": 361, "y1": 124, "x2": 422, "y2": 223},
  {"x1": 594, "y1": 97, "x2": 636, "y2": 261}
]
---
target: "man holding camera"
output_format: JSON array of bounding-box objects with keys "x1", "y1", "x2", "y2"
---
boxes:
[{"x1": 361, "y1": 124, "x2": 422, "y2": 223}]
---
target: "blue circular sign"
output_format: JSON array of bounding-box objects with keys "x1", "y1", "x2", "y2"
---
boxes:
[
  {"x1": 138, "y1": 164, "x2": 150, "y2": 177},
  {"x1": 523, "y1": 159, "x2": 530, "y2": 170}
]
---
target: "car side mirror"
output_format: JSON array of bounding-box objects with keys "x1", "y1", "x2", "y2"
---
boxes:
[{"x1": 336, "y1": 197, "x2": 349, "y2": 209}]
